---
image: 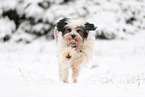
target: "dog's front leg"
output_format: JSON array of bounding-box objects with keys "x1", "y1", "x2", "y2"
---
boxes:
[
  {"x1": 59, "y1": 64, "x2": 69, "y2": 83},
  {"x1": 58, "y1": 47, "x2": 75, "y2": 83},
  {"x1": 71, "y1": 53, "x2": 84, "y2": 83},
  {"x1": 71, "y1": 64, "x2": 81, "y2": 83}
]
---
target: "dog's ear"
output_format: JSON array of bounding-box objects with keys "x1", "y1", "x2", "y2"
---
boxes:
[
  {"x1": 85, "y1": 22, "x2": 97, "y2": 31},
  {"x1": 57, "y1": 18, "x2": 69, "y2": 32}
]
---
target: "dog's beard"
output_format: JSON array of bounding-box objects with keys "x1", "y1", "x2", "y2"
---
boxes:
[{"x1": 63, "y1": 33, "x2": 83, "y2": 48}]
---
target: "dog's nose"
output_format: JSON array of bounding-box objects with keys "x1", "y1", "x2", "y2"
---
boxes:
[{"x1": 71, "y1": 34, "x2": 76, "y2": 39}]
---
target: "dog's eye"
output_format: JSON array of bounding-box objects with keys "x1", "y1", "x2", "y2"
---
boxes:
[
  {"x1": 67, "y1": 28, "x2": 71, "y2": 32},
  {"x1": 76, "y1": 29, "x2": 80, "y2": 33}
]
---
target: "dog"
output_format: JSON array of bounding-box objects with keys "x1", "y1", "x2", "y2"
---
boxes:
[{"x1": 54, "y1": 18, "x2": 96, "y2": 83}]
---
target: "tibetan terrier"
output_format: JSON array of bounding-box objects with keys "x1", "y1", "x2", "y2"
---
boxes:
[{"x1": 54, "y1": 18, "x2": 96, "y2": 83}]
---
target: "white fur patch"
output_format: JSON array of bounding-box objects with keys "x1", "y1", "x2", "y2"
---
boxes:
[{"x1": 67, "y1": 19, "x2": 85, "y2": 29}]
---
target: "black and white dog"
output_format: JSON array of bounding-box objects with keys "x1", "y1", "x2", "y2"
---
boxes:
[{"x1": 54, "y1": 18, "x2": 96, "y2": 83}]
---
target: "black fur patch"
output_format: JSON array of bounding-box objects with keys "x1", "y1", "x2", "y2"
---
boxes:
[
  {"x1": 85, "y1": 22, "x2": 97, "y2": 31},
  {"x1": 76, "y1": 26, "x2": 88, "y2": 39},
  {"x1": 57, "y1": 18, "x2": 68, "y2": 32},
  {"x1": 83, "y1": 30, "x2": 88, "y2": 39},
  {"x1": 76, "y1": 22, "x2": 96, "y2": 39}
]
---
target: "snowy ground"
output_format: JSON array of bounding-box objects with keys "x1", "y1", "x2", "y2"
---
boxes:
[{"x1": 0, "y1": 31, "x2": 145, "y2": 97}]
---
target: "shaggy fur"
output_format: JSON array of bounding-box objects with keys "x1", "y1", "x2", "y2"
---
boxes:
[{"x1": 54, "y1": 18, "x2": 96, "y2": 83}]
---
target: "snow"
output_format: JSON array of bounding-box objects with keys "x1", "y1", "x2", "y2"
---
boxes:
[
  {"x1": 25, "y1": 3, "x2": 45, "y2": 22},
  {"x1": 0, "y1": 30, "x2": 145, "y2": 97},
  {"x1": 0, "y1": 0, "x2": 145, "y2": 96},
  {"x1": 0, "y1": 17, "x2": 16, "y2": 40},
  {"x1": 0, "y1": 0, "x2": 17, "y2": 11}
]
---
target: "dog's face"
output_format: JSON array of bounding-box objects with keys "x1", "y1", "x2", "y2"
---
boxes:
[{"x1": 56, "y1": 18, "x2": 96, "y2": 47}]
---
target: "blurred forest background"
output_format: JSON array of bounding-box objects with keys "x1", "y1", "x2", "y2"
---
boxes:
[{"x1": 0, "y1": 0, "x2": 145, "y2": 43}]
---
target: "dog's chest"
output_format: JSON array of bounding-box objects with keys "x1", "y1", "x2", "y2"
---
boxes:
[{"x1": 68, "y1": 43, "x2": 83, "y2": 53}]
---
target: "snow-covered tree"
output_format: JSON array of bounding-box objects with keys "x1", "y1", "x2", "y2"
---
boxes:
[{"x1": 0, "y1": 0, "x2": 144, "y2": 43}]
